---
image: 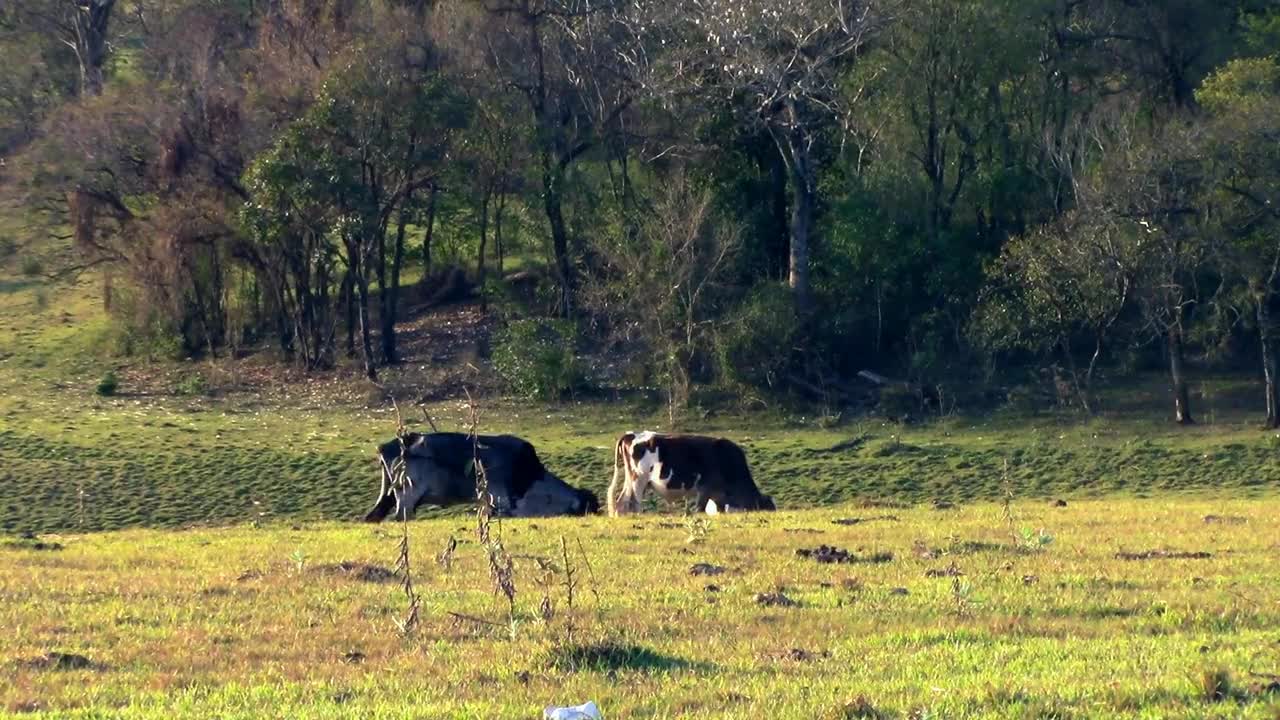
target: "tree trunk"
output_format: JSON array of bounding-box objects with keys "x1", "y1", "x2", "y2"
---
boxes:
[
  {"x1": 383, "y1": 205, "x2": 408, "y2": 364},
  {"x1": 477, "y1": 186, "x2": 491, "y2": 313},
  {"x1": 1260, "y1": 296, "x2": 1279, "y2": 429},
  {"x1": 1168, "y1": 317, "x2": 1193, "y2": 425},
  {"x1": 1059, "y1": 335, "x2": 1092, "y2": 414},
  {"x1": 352, "y1": 248, "x2": 377, "y2": 380},
  {"x1": 494, "y1": 188, "x2": 507, "y2": 278},
  {"x1": 541, "y1": 152, "x2": 573, "y2": 317},
  {"x1": 421, "y1": 184, "x2": 438, "y2": 280},
  {"x1": 72, "y1": 0, "x2": 116, "y2": 97},
  {"x1": 784, "y1": 129, "x2": 814, "y2": 311},
  {"x1": 342, "y1": 267, "x2": 355, "y2": 358}
]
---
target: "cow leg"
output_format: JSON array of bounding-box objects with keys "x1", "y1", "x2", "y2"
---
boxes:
[
  {"x1": 606, "y1": 470, "x2": 625, "y2": 516},
  {"x1": 365, "y1": 491, "x2": 395, "y2": 522},
  {"x1": 365, "y1": 465, "x2": 397, "y2": 522}
]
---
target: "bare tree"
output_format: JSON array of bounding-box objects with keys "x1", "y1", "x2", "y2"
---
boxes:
[
  {"x1": 634, "y1": 0, "x2": 887, "y2": 310},
  {"x1": 582, "y1": 171, "x2": 739, "y2": 423}
]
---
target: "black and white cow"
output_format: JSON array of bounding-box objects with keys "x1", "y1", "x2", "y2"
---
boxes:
[
  {"x1": 606, "y1": 431, "x2": 775, "y2": 516},
  {"x1": 365, "y1": 432, "x2": 599, "y2": 522}
]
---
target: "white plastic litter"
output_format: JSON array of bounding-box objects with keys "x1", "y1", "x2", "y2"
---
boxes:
[{"x1": 543, "y1": 701, "x2": 602, "y2": 720}]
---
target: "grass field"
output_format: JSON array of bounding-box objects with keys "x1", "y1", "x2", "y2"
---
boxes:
[
  {"x1": 3, "y1": 499, "x2": 1279, "y2": 718},
  {"x1": 3, "y1": 239, "x2": 1280, "y2": 717}
]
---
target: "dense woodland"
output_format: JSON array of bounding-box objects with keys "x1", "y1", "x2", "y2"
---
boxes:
[{"x1": 2, "y1": 0, "x2": 1280, "y2": 426}]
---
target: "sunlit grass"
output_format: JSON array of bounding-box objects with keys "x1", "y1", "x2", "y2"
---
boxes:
[{"x1": 3, "y1": 498, "x2": 1278, "y2": 717}]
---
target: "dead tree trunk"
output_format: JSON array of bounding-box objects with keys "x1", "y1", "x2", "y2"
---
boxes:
[
  {"x1": 1260, "y1": 296, "x2": 1279, "y2": 429},
  {"x1": 1168, "y1": 312, "x2": 1193, "y2": 425}
]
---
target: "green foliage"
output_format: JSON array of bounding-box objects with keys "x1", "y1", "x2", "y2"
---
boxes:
[
  {"x1": 877, "y1": 384, "x2": 921, "y2": 420},
  {"x1": 174, "y1": 373, "x2": 208, "y2": 397},
  {"x1": 95, "y1": 371, "x2": 118, "y2": 397},
  {"x1": 19, "y1": 256, "x2": 42, "y2": 277},
  {"x1": 715, "y1": 284, "x2": 800, "y2": 394},
  {"x1": 492, "y1": 318, "x2": 582, "y2": 400},
  {"x1": 0, "y1": 236, "x2": 15, "y2": 261}
]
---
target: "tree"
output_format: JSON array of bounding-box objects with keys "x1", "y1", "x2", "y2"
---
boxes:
[
  {"x1": 582, "y1": 171, "x2": 739, "y2": 423},
  {"x1": 476, "y1": 0, "x2": 636, "y2": 317},
  {"x1": 2, "y1": 0, "x2": 119, "y2": 97},
  {"x1": 1093, "y1": 122, "x2": 1213, "y2": 424},
  {"x1": 1198, "y1": 56, "x2": 1280, "y2": 427},
  {"x1": 639, "y1": 0, "x2": 886, "y2": 310},
  {"x1": 974, "y1": 211, "x2": 1133, "y2": 412},
  {"x1": 244, "y1": 31, "x2": 469, "y2": 378}
]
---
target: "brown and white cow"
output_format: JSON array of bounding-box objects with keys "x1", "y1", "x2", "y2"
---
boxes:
[{"x1": 606, "y1": 431, "x2": 775, "y2": 516}]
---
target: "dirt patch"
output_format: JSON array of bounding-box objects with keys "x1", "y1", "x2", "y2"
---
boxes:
[
  {"x1": 235, "y1": 569, "x2": 263, "y2": 583},
  {"x1": 888, "y1": 587, "x2": 910, "y2": 596},
  {"x1": 831, "y1": 515, "x2": 900, "y2": 526},
  {"x1": 755, "y1": 591, "x2": 799, "y2": 607},
  {"x1": 932, "y1": 500, "x2": 956, "y2": 510},
  {"x1": 925, "y1": 563, "x2": 964, "y2": 578},
  {"x1": 23, "y1": 652, "x2": 97, "y2": 671},
  {"x1": 1115, "y1": 549, "x2": 1213, "y2": 561},
  {"x1": 341, "y1": 651, "x2": 366, "y2": 664},
  {"x1": 784, "y1": 527, "x2": 825, "y2": 534},
  {"x1": 796, "y1": 546, "x2": 893, "y2": 564},
  {"x1": 1052, "y1": 499, "x2": 1068, "y2": 507},
  {"x1": 1203, "y1": 515, "x2": 1247, "y2": 525},
  {"x1": 914, "y1": 539, "x2": 1005, "y2": 559},
  {"x1": 689, "y1": 563, "x2": 726, "y2": 576},
  {"x1": 311, "y1": 561, "x2": 398, "y2": 583},
  {"x1": 765, "y1": 647, "x2": 828, "y2": 662}
]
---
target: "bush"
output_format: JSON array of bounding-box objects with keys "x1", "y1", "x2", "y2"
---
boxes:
[
  {"x1": 877, "y1": 384, "x2": 920, "y2": 420},
  {"x1": 96, "y1": 371, "x2": 119, "y2": 397},
  {"x1": 0, "y1": 236, "x2": 16, "y2": 261},
  {"x1": 492, "y1": 318, "x2": 583, "y2": 400},
  {"x1": 174, "y1": 373, "x2": 208, "y2": 396},
  {"x1": 714, "y1": 284, "x2": 800, "y2": 393},
  {"x1": 20, "y1": 256, "x2": 43, "y2": 277}
]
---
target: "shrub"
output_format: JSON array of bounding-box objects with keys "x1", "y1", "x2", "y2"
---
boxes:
[
  {"x1": 714, "y1": 284, "x2": 799, "y2": 394},
  {"x1": 492, "y1": 318, "x2": 582, "y2": 400},
  {"x1": 20, "y1": 256, "x2": 43, "y2": 277},
  {"x1": 877, "y1": 384, "x2": 921, "y2": 420},
  {"x1": 174, "y1": 373, "x2": 208, "y2": 396},
  {"x1": 95, "y1": 371, "x2": 119, "y2": 397},
  {"x1": 0, "y1": 236, "x2": 16, "y2": 261}
]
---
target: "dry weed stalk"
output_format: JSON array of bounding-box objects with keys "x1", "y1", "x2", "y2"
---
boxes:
[
  {"x1": 465, "y1": 387, "x2": 519, "y2": 638},
  {"x1": 560, "y1": 536, "x2": 578, "y2": 643},
  {"x1": 386, "y1": 393, "x2": 422, "y2": 636}
]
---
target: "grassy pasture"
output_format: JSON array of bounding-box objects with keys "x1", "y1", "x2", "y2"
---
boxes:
[
  {"x1": 3, "y1": 499, "x2": 1279, "y2": 718},
  {"x1": 3, "y1": 237, "x2": 1280, "y2": 718}
]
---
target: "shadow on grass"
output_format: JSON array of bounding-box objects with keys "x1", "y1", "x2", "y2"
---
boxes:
[{"x1": 547, "y1": 641, "x2": 712, "y2": 673}]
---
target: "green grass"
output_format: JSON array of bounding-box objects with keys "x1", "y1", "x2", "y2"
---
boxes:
[
  {"x1": 2, "y1": 498, "x2": 1279, "y2": 718},
  {"x1": 2, "y1": 381, "x2": 1279, "y2": 534}
]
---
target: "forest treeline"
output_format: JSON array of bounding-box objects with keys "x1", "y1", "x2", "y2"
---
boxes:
[{"x1": 1, "y1": 0, "x2": 1279, "y2": 426}]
